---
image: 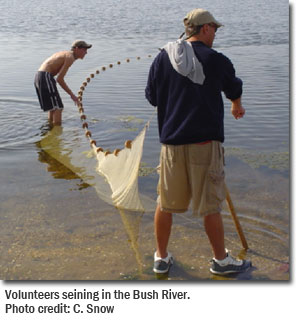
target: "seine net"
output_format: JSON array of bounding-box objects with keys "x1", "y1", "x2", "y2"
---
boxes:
[{"x1": 92, "y1": 122, "x2": 149, "y2": 211}]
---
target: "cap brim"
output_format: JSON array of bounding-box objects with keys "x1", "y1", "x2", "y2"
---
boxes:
[{"x1": 213, "y1": 19, "x2": 223, "y2": 28}]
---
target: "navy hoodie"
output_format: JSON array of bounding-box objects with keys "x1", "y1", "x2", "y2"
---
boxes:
[{"x1": 145, "y1": 41, "x2": 242, "y2": 145}]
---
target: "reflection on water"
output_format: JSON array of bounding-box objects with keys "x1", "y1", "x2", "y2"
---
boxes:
[
  {"x1": 37, "y1": 126, "x2": 87, "y2": 182},
  {"x1": 37, "y1": 146, "x2": 90, "y2": 188}
]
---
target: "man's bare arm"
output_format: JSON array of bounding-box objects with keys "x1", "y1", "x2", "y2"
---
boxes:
[{"x1": 56, "y1": 57, "x2": 78, "y2": 105}]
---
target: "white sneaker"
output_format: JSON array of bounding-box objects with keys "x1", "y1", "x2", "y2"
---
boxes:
[
  {"x1": 153, "y1": 252, "x2": 174, "y2": 274},
  {"x1": 210, "y1": 250, "x2": 252, "y2": 275}
]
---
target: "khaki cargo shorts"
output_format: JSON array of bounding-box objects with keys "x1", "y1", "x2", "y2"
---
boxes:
[{"x1": 157, "y1": 141, "x2": 226, "y2": 217}]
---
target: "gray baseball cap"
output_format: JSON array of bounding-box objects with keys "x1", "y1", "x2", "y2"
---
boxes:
[
  {"x1": 71, "y1": 40, "x2": 92, "y2": 49},
  {"x1": 183, "y1": 9, "x2": 223, "y2": 28}
]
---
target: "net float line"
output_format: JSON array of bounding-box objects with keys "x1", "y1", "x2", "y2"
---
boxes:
[{"x1": 76, "y1": 54, "x2": 153, "y2": 157}]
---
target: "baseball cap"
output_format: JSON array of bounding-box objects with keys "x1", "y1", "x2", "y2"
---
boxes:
[
  {"x1": 71, "y1": 40, "x2": 92, "y2": 49},
  {"x1": 183, "y1": 9, "x2": 223, "y2": 28}
]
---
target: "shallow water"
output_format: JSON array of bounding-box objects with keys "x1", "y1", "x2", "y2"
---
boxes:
[
  {"x1": 0, "y1": 146, "x2": 289, "y2": 280},
  {"x1": 0, "y1": 0, "x2": 289, "y2": 280}
]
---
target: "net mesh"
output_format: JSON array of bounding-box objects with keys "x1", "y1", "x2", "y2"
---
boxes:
[{"x1": 92, "y1": 122, "x2": 149, "y2": 211}]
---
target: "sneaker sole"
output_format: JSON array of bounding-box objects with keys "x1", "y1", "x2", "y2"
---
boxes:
[
  {"x1": 209, "y1": 263, "x2": 251, "y2": 275},
  {"x1": 153, "y1": 267, "x2": 171, "y2": 274}
]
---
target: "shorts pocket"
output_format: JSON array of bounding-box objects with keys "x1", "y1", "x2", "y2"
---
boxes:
[{"x1": 208, "y1": 169, "x2": 226, "y2": 203}]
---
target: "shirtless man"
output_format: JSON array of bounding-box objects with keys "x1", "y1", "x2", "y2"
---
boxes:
[{"x1": 34, "y1": 40, "x2": 92, "y2": 125}]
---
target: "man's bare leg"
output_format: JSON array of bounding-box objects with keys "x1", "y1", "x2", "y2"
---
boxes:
[
  {"x1": 51, "y1": 109, "x2": 62, "y2": 126},
  {"x1": 154, "y1": 205, "x2": 173, "y2": 258},
  {"x1": 48, "y1": 110, "x2": 54, "y2": 123},
  {"x1": 204, "y1": 212, "x2": 227, "y2": 260}
]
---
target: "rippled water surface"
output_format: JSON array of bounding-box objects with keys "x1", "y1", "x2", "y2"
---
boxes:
[{"x1": 0, "y1": 0, "x2": 289, "y2": 280}]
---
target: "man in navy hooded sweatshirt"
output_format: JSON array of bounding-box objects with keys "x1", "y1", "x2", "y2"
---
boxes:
[{"x1": 145, "y1": 8, "x2": 251, "y2": 275}]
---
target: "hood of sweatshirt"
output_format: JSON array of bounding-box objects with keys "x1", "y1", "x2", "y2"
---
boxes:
[{"x1": 163, "y1": 39, "x2": 205, "y2": 85}]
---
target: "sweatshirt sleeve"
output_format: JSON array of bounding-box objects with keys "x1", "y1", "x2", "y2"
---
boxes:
[
  {"x1": 145, "y1": 53, "x2": 160, "y2": 107},
  {"x1": 220, "y1": 54, "x2": 243, "y2": 101}
]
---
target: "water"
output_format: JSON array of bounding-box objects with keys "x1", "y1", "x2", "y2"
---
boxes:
[{"x1": 0, "y1": 0, "x2": 289, "y2": 280}]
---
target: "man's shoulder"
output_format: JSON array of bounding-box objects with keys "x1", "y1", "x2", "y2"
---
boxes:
[
  {"x1": 154, "y1": 48, "x2": 168, "y2": 60},
  {"x1": 195, "y1": 44, "x2": 231, "y2": 66},
  {"x1": 53, "y1": 50, "x2": 74, "y2": 61},
  {"x1": 192, "y1": 43, "x2": 220, "y2": 57},
  {"x1": 153, "y1": 48, "x2": 172, "y2": 67},
  {"x1": 62, "y1": 51, "x2": 75, "y2": 61},
  {"x1": 49, "y1": 50, "x2": 73, "y2": 62}
]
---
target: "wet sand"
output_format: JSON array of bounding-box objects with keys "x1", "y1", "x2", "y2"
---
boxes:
[{"x1": 0, "y1": 145, "x2": 289, "y2": 281}]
